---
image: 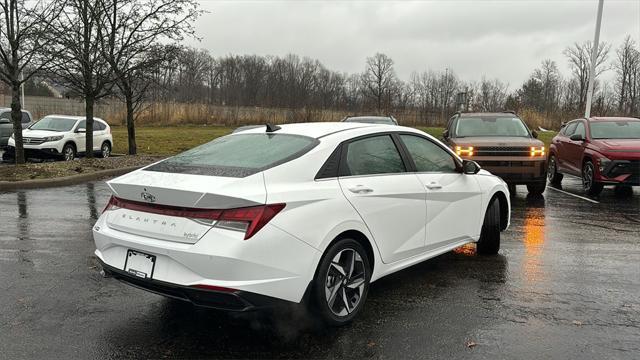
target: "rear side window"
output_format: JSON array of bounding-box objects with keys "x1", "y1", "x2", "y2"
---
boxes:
[
  {"x1": 343, "y1": 135, "x2": 405, "y2": 176},
  {"x1": 0, "y1": 112, "x2": 10, "y2": 120},
  {"x1": 95, "y1": 121, "x2": 105, "y2": 130},
  {"x1": 400, "y1": 135, "x2": 457, "y2": 173},
  {"x1": 147, "y1": 133, "x2": 318, "y2": 177},
  {"x1": 21, "y1": 112, "x2": 30, "y2": 123}
]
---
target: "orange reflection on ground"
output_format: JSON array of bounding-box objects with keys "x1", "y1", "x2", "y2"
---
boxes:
[
  {"x1": 453, "y1": 243, "x2": 476, "y2": 256},
  {"x1": 522, "y1": 207, "x2": 546, "y2": 283}
]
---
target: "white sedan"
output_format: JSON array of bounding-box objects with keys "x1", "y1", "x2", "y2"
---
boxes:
[
  {"x1": 93, "y1": 122, "x2": 510, "y2": 325},
  {"x1": 6, "y1": 115, "x2": 113, "y2": 161}
]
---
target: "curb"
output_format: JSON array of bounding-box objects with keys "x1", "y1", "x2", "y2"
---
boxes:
[{"x1": 0, "y1": 165, "x2": 141, "y2": 191}]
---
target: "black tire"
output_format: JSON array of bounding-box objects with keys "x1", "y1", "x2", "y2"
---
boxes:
[
  {"x1": 2, "y1": 149, "x2": 14, "y2": 162},
  {"x1": 62, "y1": 143, "x2": 76, "y2": 161},
  {"x1": 582, "y1": 160, "x2": 603, "y2": 196},
  {"x1": 547, "y1": 154, "x2": 563, "y2": 185},
  {"x1": 507, "y1": 184, "x2": 516, "y2": 197},
  {"x1": 100, "y1": 141, "x2": 111, "y2": 158},
  {"x1": 527, "y1": 181, "x2": 546, "y2": 195},
  {"x1": 614, "y1": 185, "x2": 633, "y2": 198},
  {"x1": 477, "y1": 199, "x2": 500, "y2": 255},
  {"x1": 311, "y1": 238, "x2": 371, "y2": 326}
]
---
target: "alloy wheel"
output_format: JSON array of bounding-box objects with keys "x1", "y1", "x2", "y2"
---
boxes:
[
  {"x1": 582, "y1": 163, "x2": 593, "y2": 190},
  {"x1": 548, "y1": 156, "x2": 556, "y2": 181},
  {"x1": 324, "y1": 248, "x2": 367, "y2": 317},
  {"x1": 64, "y1": 147, "x2": 74, "y2": 161},
  {"x1": 102, "y1": 144, "x2": 110, "y2": 158}
]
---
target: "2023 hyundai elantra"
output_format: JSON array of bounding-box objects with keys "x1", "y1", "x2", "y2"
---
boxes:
[{"x1": 93, "y1": 122, "x2": 510, "y2": 325}]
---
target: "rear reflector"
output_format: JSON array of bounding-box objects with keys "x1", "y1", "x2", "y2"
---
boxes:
[{"x1": 103, "y1": 196, "x2": 285, "y2": 240}]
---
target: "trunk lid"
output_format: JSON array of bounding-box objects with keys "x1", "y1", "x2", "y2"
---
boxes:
[{"x1": 104, "y1": 168, "x2": 266, "y2": 243}]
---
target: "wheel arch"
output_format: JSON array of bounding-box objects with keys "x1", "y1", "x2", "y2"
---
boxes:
[
  {"x1": 325, "y1": 230, "x2": 375, "y2": 274},
  {"x1": 63, "y1": 140, "x2": 77, "y2": 151}
]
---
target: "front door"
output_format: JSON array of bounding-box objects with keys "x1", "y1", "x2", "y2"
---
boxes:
[
  {"x1": 338, "y1": 134, "x2": 427, "y2": 263},
  {"x1": 397, "y1": 134, "x2": 483, "y2": 248}
]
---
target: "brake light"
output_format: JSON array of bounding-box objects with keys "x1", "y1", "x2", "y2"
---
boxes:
[
  {"x1": 530, "y1": 146, "x2": 545, "y2": 157},
  {"x1": 102, "y1": 196, "x2": 285, "y2": 240},
  {"x1": 456, "y1": 146, "x2": 474, "y2": 156}
]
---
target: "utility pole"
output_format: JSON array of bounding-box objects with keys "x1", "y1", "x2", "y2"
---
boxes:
[
  {"x1": 20, "y1": 71, "x2": 24, "y2": 109},
  {"x1": 584, "y1": 0, "x2": 604, "y2": 119}
]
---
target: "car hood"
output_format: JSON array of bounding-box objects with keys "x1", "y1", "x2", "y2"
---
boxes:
[
  {"x1": 450, "y1": 136, "x2": 543, "y2": 147},
  {"x1": 591, "y1": 139, "x2": 640, "y2": 152},
  {"x1": 21, "y1": 129, "x2": 65, "y2": 138}
]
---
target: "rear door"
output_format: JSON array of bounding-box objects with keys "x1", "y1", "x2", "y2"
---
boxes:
[
  {"x1": 398, "y1": 134, "x2": 483, "y2": 247},
  {"x1": 338, "y1": 134, "x2": 427, "y2": 263}
]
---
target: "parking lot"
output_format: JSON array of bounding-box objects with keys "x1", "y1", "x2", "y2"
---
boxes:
[{"x1": 0, "y1": 178, "x2": 639, "y2": 359}]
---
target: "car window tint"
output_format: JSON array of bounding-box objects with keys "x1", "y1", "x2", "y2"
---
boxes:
[
  {"x1": 21, "y1": 112, "x2": 30, "y2": 123},
  {"x1": 564, "y1": 122, "x2": 578, "y2": 136},
  {"x1": 95, "y1": 121, "x2": 105, "y2": 130},
  {"x1": 147, "y1": 133, "x2": 317, "y2": 177},
  {"x1": 400, "y1": 135, "x2": 457, "y2": 173},
  {"x1": 345, "y1": 135, "x2": 405, "y2": 176},
  {"x1": 574, "y1": 122, "x2": 586, "y2": 137},
  {"x1": 0, "y1": 112, "x2": 10, "y2": 120},
  {"x1": 77, "y1": 120, "x2": 86, "y2": 129}
]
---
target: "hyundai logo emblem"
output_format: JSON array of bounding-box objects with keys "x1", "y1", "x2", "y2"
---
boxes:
[{"x1": 140, "y1": 188, "x2": 156, "y2": 203}]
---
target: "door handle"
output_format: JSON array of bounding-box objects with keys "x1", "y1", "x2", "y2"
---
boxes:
[
  {"x1": 348, "y1": 186, "x2": 373, "y2": 194},
  {"x1": 425, "y1": 182, "x2": 442, "y2": 190}
]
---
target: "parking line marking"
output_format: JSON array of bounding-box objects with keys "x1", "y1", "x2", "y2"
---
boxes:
[{"x1": 547, "y1": 186, "x2": 600, "y2": 204}]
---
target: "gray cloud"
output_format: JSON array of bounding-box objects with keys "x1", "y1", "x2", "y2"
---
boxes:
[{"x1": 188, "y1": 0, "x2": 639, "y2": 88}]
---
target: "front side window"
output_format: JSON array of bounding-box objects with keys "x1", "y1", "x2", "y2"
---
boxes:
[
  {"x1": 29, "y1": 117, "x2": 78, "y2": 132},
  {"x1": 400, "y1": 135, "x2": 457, "y2": 173},
  {"x1": 147, "y1": 133, "x2": 317, "y2": 177},
  {"x1": 563, "y1": 122, "x2": 578, "y2": 137},
  {"x1": 344, "y1": 135, "x2": 405, "y2": 176},
  {"x1": 590, "y1": 120, "x2": 640, "y2": 139},
  {"x1": 574, "y1": 122, "x2": 586, "y2": 138},
  {"x1": 455, "y1": 117, "x2": 530, "y2": 137}
]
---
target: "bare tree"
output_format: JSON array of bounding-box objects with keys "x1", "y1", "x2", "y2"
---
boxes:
[
  {"x1": 362, "y1": 53, "x2": 395, "y2": 113},
  {"x1": 0, "y1": 0, "x2": 61, "y2": 164},
  {"x1": 48, "y1": 0, "x2": 113, "y2": 158},
  {"x1": 614, "y1": 36, "x2": 640, "y2": 114},
  {"x1": 97, "y1": 0, "x2": 200, "y2": 154},
  {"x1": 563, "y1": 41, "x2": 610, "y2": 110}
]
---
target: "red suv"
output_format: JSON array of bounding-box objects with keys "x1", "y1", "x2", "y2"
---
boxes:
[{"x1": 547, "y1": 117, "x2": 640, "y2": 195}]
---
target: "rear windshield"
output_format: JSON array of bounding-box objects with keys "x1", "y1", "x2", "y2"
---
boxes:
[
  {"x1": 146, "y1": 133, "x2": 318, "y2": 177},
  {"x1": 455, "y1": 117, "x2": 530, "y2": 137},
  {"x1": 29, "y1": 117, "x2": 78, "y2": 132},
  {"x1": 590, "y1": 120, "x2": 640, "y2": 139}
]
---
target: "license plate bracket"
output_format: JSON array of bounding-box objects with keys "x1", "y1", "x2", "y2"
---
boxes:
[{"x1": 124, "y1": 250, "x2": 156, "y2": 279}]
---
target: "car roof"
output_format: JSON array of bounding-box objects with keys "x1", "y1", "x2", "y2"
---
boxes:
[
  {"x1": 458, "y1": 112, "x2": 519, "y2": 118},
  {"x1": 588, "y1": 116, "x2": 639, "y2": 122},
  {"x1": 43, "y1": 114, "x2": 106, "y2": 122},
  {"x1": 232, "y1": 122, "x2": 385, "y2": 138}
]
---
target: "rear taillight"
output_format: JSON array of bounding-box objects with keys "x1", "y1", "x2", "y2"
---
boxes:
[{"x1": 102, "y1": 196, "x2": 285, "y2": 240}]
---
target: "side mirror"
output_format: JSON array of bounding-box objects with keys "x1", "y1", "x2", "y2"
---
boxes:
[
  {"x1": 569, "y1": 134, "x2": 584, "y2": 141},
  {"x1": 531, "y1": 130, "x2": 538, "y2": 138},
  {"x1": 442, "y1": 129, "x2": 449, "y2": 139},
  {"x1": 462, "y1": 160, "x2": 481, "y2": 174},
  {"x1": 76, "y1": 128, "x2": 86, "y2": 133}
]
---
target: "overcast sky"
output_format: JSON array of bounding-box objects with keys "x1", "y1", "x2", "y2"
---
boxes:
[{"x1": 188, "y1": 0, "x2": 640, "y2": 88}]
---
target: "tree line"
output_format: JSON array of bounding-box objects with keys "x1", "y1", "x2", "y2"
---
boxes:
[{"x1": 1, "y1": 1, "x2": 638, "y2": 165}]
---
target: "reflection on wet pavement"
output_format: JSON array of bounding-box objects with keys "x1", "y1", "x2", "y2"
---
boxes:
[{"x1": 0, "y1": 179, "x2": 639, "y2": 359}]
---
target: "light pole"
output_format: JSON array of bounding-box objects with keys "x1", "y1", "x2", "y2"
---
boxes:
[{"x1": 584, "y1": 0, "x2": 604, "y2": 119}]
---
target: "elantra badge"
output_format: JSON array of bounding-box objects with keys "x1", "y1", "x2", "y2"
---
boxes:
[{"x1": 140, "y1": 188, "x2": 156, "y2": 203}]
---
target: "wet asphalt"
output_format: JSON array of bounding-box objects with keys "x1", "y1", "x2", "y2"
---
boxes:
[{"x1": 0, "y1": 178, "x2": 639, "y2": 359}]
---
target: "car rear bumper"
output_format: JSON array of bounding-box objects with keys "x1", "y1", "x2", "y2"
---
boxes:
[
  {"x1": 468, "y1": 157, "x2": 547, "y2": 184},
  {"x1": 100, "y1": 259, "x2": 296, "y2": 311},
  {"x1": 93, "y1": 215, "x2": 320, "y2": 304}
]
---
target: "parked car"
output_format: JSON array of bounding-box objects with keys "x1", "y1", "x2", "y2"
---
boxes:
[
  {"x1": 342, "y1": 115, "x2": 398, "y2": 125},
  {"x1": 0, "y1": 108, "x2": 33, "y2": 148},
  {"x1": 94, "y1": 122, "x2": 510, "y2": 325},
  {"x1": 548, "y1": 117, "x2": 640, "y2": 196},
  {"x1": 4, "y1": 115, "x2": 112, "y2": 161},
  {"x1": 442, "y1": 111, "x2": 547, "y2": 195}
]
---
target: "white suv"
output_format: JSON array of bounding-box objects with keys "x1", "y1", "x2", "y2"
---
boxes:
[{"x1": 6, "y1": 115, "x2": 113, "y2": 161}]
